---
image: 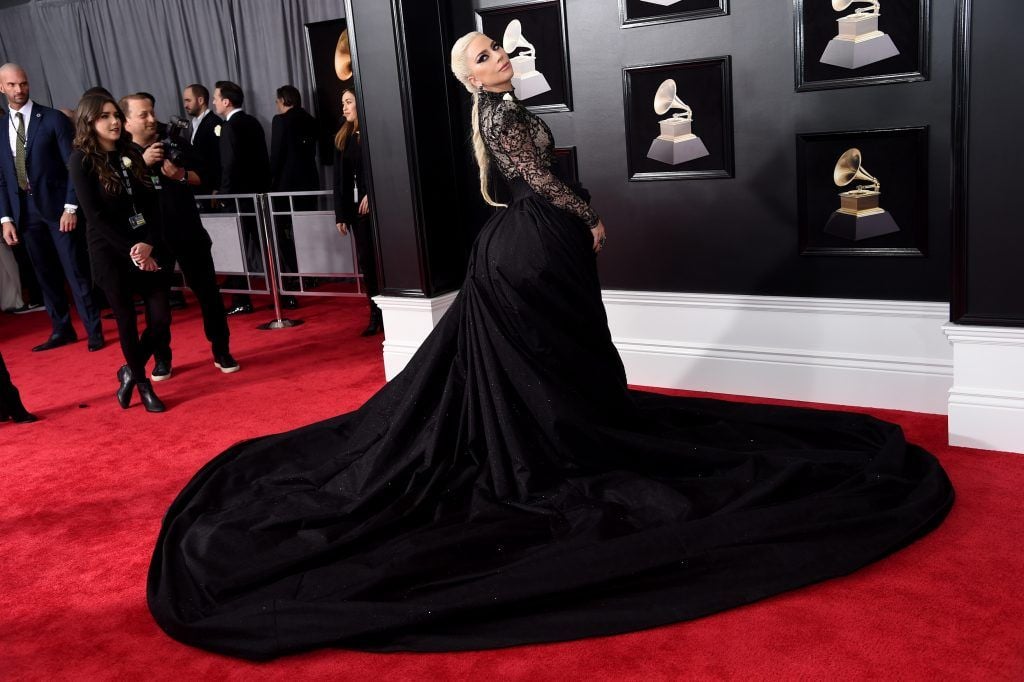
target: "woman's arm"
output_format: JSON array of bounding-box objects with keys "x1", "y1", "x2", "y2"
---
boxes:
[
  {"x1": 68, "y1": 151, "x2": 138, "y2": 255},
  {"x1": 486, "y1": 102, "x2": 599, "y2": 228}
]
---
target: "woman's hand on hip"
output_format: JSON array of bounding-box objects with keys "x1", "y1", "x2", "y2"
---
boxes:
[{"x1": 591, "y1": 220, "x2": 607, "y2": 253}]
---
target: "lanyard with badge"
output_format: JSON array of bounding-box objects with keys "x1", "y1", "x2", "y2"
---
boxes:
[{"x1": 111, "y1": 156, "x2": 147, "y2": 230}]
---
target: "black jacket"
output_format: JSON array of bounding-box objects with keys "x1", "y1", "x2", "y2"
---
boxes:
[
  {"x1": 189, "y1": 111, "x2": 222, "y2": 195},
  {"x1": 218, "y1": 110, "x2": 270, "y2": 194},
  {"x1": 333, "y1": 131, "x2": 366, "y2": 225},
  {"x1": 270, "y1": 107, "x2": 319, "y2": 192}
]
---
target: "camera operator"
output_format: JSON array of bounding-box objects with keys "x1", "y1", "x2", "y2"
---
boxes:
[{"x1": 120, "y1": 93, "x2": 239, "y2": 377}]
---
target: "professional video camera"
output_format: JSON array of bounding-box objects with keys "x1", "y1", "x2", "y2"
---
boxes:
[{"x1": 159, "y1": 115, "x2": 192, "y2": 166}]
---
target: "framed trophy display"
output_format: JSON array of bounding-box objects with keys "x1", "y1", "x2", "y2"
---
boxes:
[
  {"x1": 797, "y1": 126, "x2": 929, "y2": 256},
  {"x1": 476, "y1": 0, "x2": 573, "y2": 113},
  {"x1": 619, "y1": 0, "x2": 729, "y2": 29},
  {"x1": 304, "y1": 18, "x2": 353, "y2": 164},
  {"x1": 794, "y1": 0, "x2": 930, "y2": 91},
  {"x1": 623, "y1": 56, "x2": 734, "y2": 181}
]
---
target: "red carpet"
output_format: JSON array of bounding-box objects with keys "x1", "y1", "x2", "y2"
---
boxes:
[{"x1": 1, "y1": 295, "x2": 1022, "y2": 680}]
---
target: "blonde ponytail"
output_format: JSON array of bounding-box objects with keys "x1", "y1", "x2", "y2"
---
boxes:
[{"x1": 451, "y1": 31, "x2": 507, "y2": 208}]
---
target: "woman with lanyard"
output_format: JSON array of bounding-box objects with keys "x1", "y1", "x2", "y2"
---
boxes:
[{"x1": 68, "y1": 94, "x2": 171, "y2": 412}]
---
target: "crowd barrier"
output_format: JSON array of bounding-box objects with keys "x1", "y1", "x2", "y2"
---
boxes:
[{"x1": 179, "y1": 190, "x2": 366, "y2": 330}]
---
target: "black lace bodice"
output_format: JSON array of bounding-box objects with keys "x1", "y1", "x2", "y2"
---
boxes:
[{"x1": 478, "y1": 89, "x2": 599, "y2": 228}]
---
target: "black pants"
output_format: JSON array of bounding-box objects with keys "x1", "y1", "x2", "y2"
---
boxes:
[
  {"x1": 0, "y1": 351, "x2": 28, "y2": 417},
  {"x1": 164, "y1": 242, "x2": 230, "y2": 359},
  {"x1": 19, "y1": 194, "x2": 102, "y2": 338},
  {"x1": 352, "y1": 217, "x2": 380, "y2": 311},
  {"x1": 103, "y1": 272, "x2": 171, "y2": 380}
]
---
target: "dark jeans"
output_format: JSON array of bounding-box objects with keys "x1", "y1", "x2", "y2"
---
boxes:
[
  {"x1": 352, "y1": 216, "x2": 380, "y2": 311},
  {"x1": 160, "y1": 242, "x2": 230, "y2": 359},
  {"x1": 103, "y1": 272, "x2": 171, "y2": 380},
  {"x1": 18, "y1": 194, "x2": 101, "y2": 338}
]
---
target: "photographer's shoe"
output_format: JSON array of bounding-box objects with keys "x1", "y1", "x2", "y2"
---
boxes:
[
  {"x1": 152, "y1": 359, "x2": 172, "y2": 382},
  {"x1": 214, "y1": 353, "x2": 240, "y2": 373}
]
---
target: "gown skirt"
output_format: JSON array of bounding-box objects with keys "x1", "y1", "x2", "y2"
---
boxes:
[{"x1": 148, "y1": 180, "x2": 954, "y2": 659}]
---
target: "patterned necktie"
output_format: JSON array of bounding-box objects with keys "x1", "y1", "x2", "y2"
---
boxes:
[{"x1": 14, "y1": 112, "x2": 28, "y2": 191}]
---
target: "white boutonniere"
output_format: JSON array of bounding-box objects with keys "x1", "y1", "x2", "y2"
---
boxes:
[
  {"x1": 121, "y1": 156, "x2": 132, "y2": 169},
  {"x1": 503, "y1": 92, "x2": 514, "y2": 102},
  {"x1": 214, "y1": 124, "x2": 222, "y2": 137}
]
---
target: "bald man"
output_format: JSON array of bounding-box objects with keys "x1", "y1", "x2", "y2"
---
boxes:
[{"x1": 0, "y1": 63, "x2": 103, "y2": 352}]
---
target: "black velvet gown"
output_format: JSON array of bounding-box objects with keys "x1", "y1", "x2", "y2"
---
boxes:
[{"x1": 148, "y1": 89, "x2": 954, "y2": 660}]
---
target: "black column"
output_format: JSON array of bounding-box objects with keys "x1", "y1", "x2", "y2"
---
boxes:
[
  {"x1": 951, "y1": 0, "x2": 1024, "y2": 325},
  {"x1": 346, "y1": 0, "x2": 484, "y2": 298}
]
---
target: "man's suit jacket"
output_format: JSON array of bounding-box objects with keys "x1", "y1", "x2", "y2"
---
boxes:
[
  {"x1": 270, "y1": 107, "x2": 319, "y2": 192},
  {"x1": 219, "y1": 110, "x2": 270, "y2": 195},
  {"x1": 190, "y1": 111, "x2": 222, "y2": 195},
  {"x1": 0, "y1": 103, "x2": 77, "y2": 224}
]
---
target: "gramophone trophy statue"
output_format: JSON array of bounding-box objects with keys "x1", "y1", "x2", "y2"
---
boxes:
[
  {"x1": 823, "y1": 148, "x2": 900, "y2": 240},
  {"x1": 820, "y1": 0, "x2": 900, "y2": 69},
  {"x1": 502, "y1": 20, "x2": 552, "y2": 101},
  {"x1": 646, "y1": 79, "x2": 710, "y2": 165}
]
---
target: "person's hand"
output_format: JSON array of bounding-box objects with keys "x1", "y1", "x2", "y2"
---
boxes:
[
  {"x1": 2, "y1": 221, "x2": 18, "y2": 246},
  {"x1": 358, "y1": 195, "x2": 369, "y2": 216},
  {"x1": 59, "y1": 211, "x2": 77, "y2": 232},
  {"x1": 161, "y1": 159, "x2": 185, "y2": 180},
  {"x1": 336, "y1": 222, "x2": 349, "y2": 236},
  {"x1": 142, "y1": 143, "x2": 165, "y2": 167},
  {"x1": 130, "y1": 242, "x2": 153, "y2": 261},
  {"x1": 590, "y1": 220, "x2": 607, "y2": 254},
  {"x1": 136, "y1": 256, "x2": 159, "y2": 272}
]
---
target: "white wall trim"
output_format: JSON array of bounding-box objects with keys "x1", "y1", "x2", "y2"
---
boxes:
[
  {"x1": 944, "y1": 323, "x2": 1024, "y2": 454},
  {"x1": 603, "y1": 290, "x2": 952, "y2": 415},
  {"x1": 375, "y1": 292, "x2": 458, "y2": 379}
]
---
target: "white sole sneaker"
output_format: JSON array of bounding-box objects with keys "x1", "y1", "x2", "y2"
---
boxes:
[
  {"x1": 214, "y1": 361, "x2": 240, "y2": 374},
  {"x1": 151, "y1": 371, "x2": 172, "y2": 382}
]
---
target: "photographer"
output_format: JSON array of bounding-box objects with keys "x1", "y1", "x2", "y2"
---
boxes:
[{"x1": 120, "y1": 93, "x2": 239, "y2": 378}]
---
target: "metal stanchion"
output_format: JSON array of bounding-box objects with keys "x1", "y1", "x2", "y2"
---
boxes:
[{"x1": 255, "y1": 193, "x2": 304, "y2": 330}]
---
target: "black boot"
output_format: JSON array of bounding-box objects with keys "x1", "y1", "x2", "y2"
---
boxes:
[
  {"x1": 136, "y1": 380, "x2": 166, "y2": 413},
  {"x1": 116, "y1": 364, "x2": 136, "y2": 409},
  {"x1": 0, "y1": 383, "x2": 38, "y2": 423},
  {"x1": 361, "y1": 305, "x2": 383, "y2": 337}
]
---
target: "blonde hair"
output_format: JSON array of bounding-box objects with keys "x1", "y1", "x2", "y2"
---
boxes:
[{"x1": 450, "y1": 31, "x2": 506, "y2": 208}]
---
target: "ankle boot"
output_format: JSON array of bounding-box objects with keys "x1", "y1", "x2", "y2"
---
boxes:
[
  {"x1": 136, "y1": 380, "x2": 166, "y2": 413},
  {"x1": 116, "y1": 364, "x2": 136, "y2": 409},
  {"x1": 1, "y1": 384, "x2": 38, "y2": 423},
  {"x1": 361, "y1": 306, "x2": 383, "y2": 337}
]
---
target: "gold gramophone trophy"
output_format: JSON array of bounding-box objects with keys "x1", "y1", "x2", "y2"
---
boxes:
[
  {"x1": 646, "y1": 79, "x2": 710, "y2": 166},
  {"x1": 502, "y1": 20, "x2": 552, "y2": 101},
  {"x1": 820, "y1": 0, "x2": 900, "y2": 69},
  {"x1": 823, "y1": 148, "x2": 900, "y2": 240}
]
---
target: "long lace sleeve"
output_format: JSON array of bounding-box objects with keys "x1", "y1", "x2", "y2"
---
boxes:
[{"x1": 484, "y1": 101, "x2": 599, "y2": 228}]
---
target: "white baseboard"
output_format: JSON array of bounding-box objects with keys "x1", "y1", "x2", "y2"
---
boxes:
[
  {"x1": 944, "y1": 324, "x2": 1024, "y2": 454},
  {"x1": 603, "y1": 291, "x2": 953, "y2": 415},
  {"x1": 375, "y1": 292, "x2": 458, "y2": 379},
  {"x1": 375, "y1": 288, "x2": 954, "y2": 416}
]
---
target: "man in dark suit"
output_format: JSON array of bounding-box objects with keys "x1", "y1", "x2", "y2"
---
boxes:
[
  {"x1": 0, "y1": 63, "x2": 103, "y2": 352},
  {"x1": 183, "y1": 84, "x2": 221, "y2": 196},
  {"x1": 121, "y1": 93, "x2": 238, "y2": 377},
  {"x1": 270, "y1": 85, "x2": 319, "y2": 193},
  {"x1": 213, "y1": 80, "x2": 270, "y2": 315}
]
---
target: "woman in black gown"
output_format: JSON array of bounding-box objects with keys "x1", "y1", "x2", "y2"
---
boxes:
[
  {"x1": 69, "y1": 95, "x2": 171, "y2": 412},
  {"x1": 333, "y1": 89, "x2": 382, "y2": 336},
  {"x1": 147, "y1": 32, "x2": 954, "y2": 659}
]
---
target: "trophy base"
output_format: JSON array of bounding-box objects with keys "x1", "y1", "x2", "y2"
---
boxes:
[
  {"x1": 511, "y1": 71, "x2": 552, "y2": 100},
  {"x1": 824, "y1": 209, "x2": 900, "y2": 241},
  {"x1": 820, "y1": 32, "x2": 900, "y2": 69},
  {"x1": 647, "y1": 135, "x2": 710, "y2": 165}
]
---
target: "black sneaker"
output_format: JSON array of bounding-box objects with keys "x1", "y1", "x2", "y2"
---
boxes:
[
  {"x1": 214, "y1": 353, "x2": 240, "y2": 373},
  {"x1": 152, "y1": 359, "x2": 172, "y2": 382},
  {"x1": 11, "y1": 302, "x2": 44, "y2": 314}
]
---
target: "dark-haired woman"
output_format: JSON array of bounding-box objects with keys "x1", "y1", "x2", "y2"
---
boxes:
[
  {"x1": 333, "y1": 89, "x2": 381, "y2": 335},
  {"x1": 68, "y1": 95, "x2": 171, "y2": 412}
]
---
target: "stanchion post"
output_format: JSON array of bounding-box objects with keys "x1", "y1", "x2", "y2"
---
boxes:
[{"x1": 256, "y1": 193, "x2": 304, "y2": 330}]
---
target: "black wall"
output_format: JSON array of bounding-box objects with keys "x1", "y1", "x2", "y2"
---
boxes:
[
  {"x1": 467, "y1": 0, "x2": 957, "y2": 301},
  {"x1": 952, "y1": 0, "x2": 1024, "y2": 325}
]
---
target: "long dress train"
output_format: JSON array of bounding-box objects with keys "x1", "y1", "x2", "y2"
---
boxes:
[{"x1": 147, "y1": 90, "x2": 953, "y2": 660}]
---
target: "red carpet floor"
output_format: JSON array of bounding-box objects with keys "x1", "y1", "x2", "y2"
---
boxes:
[{"x1": 2, "y1": 294, "x2": 1022, "y2": 681}]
